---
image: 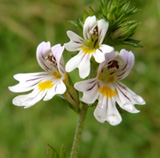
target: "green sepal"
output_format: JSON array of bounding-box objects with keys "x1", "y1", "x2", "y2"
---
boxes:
[
  {"x1": 110, "y1": 20, "x2": 138, "y2": 40},
  {"x1": 63, "y1": 75, "x2": 80, "y2": 113}
]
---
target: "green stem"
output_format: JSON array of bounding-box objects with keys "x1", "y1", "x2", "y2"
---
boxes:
[{"x1": 70, "y1": 103, "x2": 88, "y2": 158}]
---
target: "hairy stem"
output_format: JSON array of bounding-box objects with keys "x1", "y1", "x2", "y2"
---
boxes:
[{"x1": 70, "y1": 103, "x2": 88, "y2": 158}]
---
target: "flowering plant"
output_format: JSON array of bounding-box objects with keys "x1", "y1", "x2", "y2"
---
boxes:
[{"x1": 9, "y1": 0, "x2": 145, "y2": 157}]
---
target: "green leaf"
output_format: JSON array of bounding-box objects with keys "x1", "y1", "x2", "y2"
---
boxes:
[
  {"x1": 60, "y1": 145, "x2": 67, "y2": 158},
  {"x1": 47, "y1": 144, "x2": 60, "y2": 158}
]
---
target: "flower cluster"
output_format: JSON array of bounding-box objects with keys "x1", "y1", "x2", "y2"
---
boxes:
[{"x1": 9, "y1": 16, "x2": 145, "y2": 125}]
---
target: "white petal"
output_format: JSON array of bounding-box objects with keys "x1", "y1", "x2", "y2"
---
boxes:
[
  {"x1": 133, "y1": 95, "x2": 146, "y2": 105},
  {"x1": 117, "y1": 82, "x2": 145, "y2": 105},
  {"x1": 8, "y1": 72, "x2": 49, "y2": 93},
  {"x1": 97, "y1": 50, "x2": 116, "y2": 75},
  {"x1": 94, "y1": 95, "x2": 107, "y2": 123},
  {"x1": 36, "y1": 41, "x2": 53, "y2": 71},
  {"x1": 100, "y1": 44, "x2": 114, "y2": 54},
  {"x1": 116, "y1": 49, "x2": 135, "y2": 80},
  {"x1": 43, "y1": 80, "x2": 66, "y2": 101},
  {"x1": 13, "y1": 72, "x2": 47, "y2": 82},
  {"x1": 12, "y1": 88, "x2": 46, "y2": 108},
  {"x1": 51, "y1": 44, "x2": 66, "y2": 76},
  {"x1": 75, "y1": 79, "x2": 98, "y2": 104},
  {"x1": 51, "y1": 44, "x2": 64, "y2": 65},
  {"x1": 115, "y1": 82, "x2": 145, "y2": 113},
  {"x1": 97, "y1": 19, "x2": 109, "y2": 44},
  {"x1": 53, "y1": 80, "x2": 66, "y2": 94},
  {"x1": 65, "y1": 52, "x2": 84, "y2": 72},
  {"x1": 93, "y1": 49, "x2": 105, "y2": 63},
  {"x1": 122, "y1": 103, "x2": 140, "y2": 113},
  {"x1": 78, "y1": 53, "x2": 92, "y2": 78},
  {"x1": 83, "y1": 16, "x2": 97, "y2": 40},
  {"x1": 64, "y1": 31, "x2": 83, "y2": 51},
  {"x1": 94, "y1": 95, "x2": 122, "y2": 125},
  {"x1": 106, "y1": 97, "x2": 122, "y2": 125}
]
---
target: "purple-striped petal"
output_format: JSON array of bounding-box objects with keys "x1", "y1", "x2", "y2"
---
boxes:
[
  {"x1": 51, "y1": 44, "x2": 65, "y2": 76},
  {"x1": 115, "y1": 82, "x2": 145, "y2": 113},
  {"x1": 64, "y1": 31, "x2": 83, "y2": 51},
  {"x1": 97, "y1": 50, "x2": 116, "y2": 75},
  {"x1": 116, "y1": 49, "x2": 135, "y2": 80},
  {"x1": 12, "y1": 87, "x2": 46, "y2": 108},
  {"x1": 97, "y1": 19, "x2": 109, "y2": 44},
  {"x1": 83, "y1": 16, "x2": 97, "y2": 41},
  {"x1": 74, "y1": 78, "x2": 98, "y2": 104},
  {"x1": 36, "y1": 41, "x2": 54, "y2": 71},
  {"x1": 43, "y1": 79, "x2": 66, "y2": 101},
  {"x1": 94, "y1": 94, "x2": 122, "y2": 125},
  {"x1": 8, "y1": 72, "x2": 49, "y2": 93}
]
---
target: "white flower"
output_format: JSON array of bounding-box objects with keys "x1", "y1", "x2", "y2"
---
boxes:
[
  {"x1": 9, "y1": 42, "x2": 67, "y2": 108},
  {"x1": 75, "y1": 49, "x2": 145, "y2": 126},
  {"x1": 64, "y1": 16, "x2": 114, "y2": 79}
]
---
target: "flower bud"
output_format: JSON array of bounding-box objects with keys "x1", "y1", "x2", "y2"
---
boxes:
[{"x1": 110, "y1": 21, "x2": 138, "y2": 40}]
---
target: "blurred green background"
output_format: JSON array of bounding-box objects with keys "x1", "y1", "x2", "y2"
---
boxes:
[{"x1": 0, "y1": 0, "x2": 160, "y2": 157}]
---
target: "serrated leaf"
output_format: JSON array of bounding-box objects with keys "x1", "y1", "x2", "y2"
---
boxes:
[
  {"x1": 123, "y1": 39, "x2": 143, "y2": 47},
  {"x1": 83, "y1": 10, "x2": 89, "y2": 22},
  {"x1": 69, "y1": 19, "x2": 83, "y2": 30},
  {"x1": 89, "y1": 7, "x2": 96, "y2": 16}
]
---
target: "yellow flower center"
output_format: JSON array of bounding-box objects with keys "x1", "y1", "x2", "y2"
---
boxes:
[
  {"x1": 98, "y1": 86, "x2": 117, "y2": 98},
  {"x1": 81, "y1": 46, "x2": 96, "y2": 54},
  {"x1": 38, "y1": 81, "x2": 54, "y2": 91},
  {"x1": 53, "y1": 71, "x2": 61, "y2": 79},
  {"x1": 98, "y1": 72, "x2": 115, "y2": 84}
]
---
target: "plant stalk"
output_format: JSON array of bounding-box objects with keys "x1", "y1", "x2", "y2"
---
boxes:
[{"x1": 70, "y1": 103, "x2": 88, "y2": 158}]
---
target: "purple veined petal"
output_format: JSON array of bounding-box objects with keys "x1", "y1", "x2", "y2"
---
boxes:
[
  {"x1": 115, "y1": 82, "x2": 145, "y2": 113},
  {"x1": 12, "y1": 87, "x2": 46, "y2": 108},
  {"x1": 51, "y1": 44, "x2": 64, "y2": 65},
  {"x1": 97, "y1": 50, "x2": 116, "y2": 75},
  {"x1": 97, "y1": 19, "x2": 109, "y2": 44},
  {"x1": 94, "y1": 94, "x2": 122, "y2": 125},
  {"x1": 65, "y1": 51, "x2": 84, "y2": 73},
  {"x1": 58, "y1": 60, "x2": 66, "y2": 77},
  {"x1": 75, "y1": 78, "x2": 98, "y2": 104},
  {"x1": 74, "y1": 78, "x2": 97, "y2": 91},
  {"x1": 43, "y1": 79, "x2": 66, "y2": 101},
  {"x1": 116, "y1": 49, "x2": 135, "y2": 80},
  {"x1": 78, "y1": 53, "x2": 92, "y2": 78},
  {"x1": 8, "y1": 72, "x2": 49, "y2": 93},
  {"x1": 117, "y1": 82, "x2": 145, "y2": 105},
  {"x1": 36, "y1": 41, "x2": 52, "y2": 71},
  {"x1": 83, "y1": 16, "x2": 97, "y2": 41},
  {"x1": 64, "y1": 31, "x2": 83, "y2": 51},
  {"x1": 12, "y1": 72, "x2": 48, "y2": 82},
  {"x1": 51, "y1": 44, "x2": 66, "y2": 76}
]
